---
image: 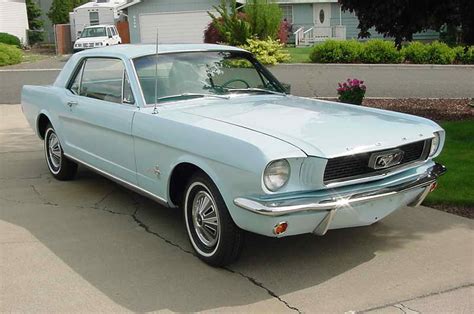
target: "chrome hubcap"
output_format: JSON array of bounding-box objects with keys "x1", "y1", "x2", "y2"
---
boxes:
[
  {"x1": 48, "y1": 132, "x2": 61, "y2": 169},
  {"x1": 192, "y1": 191, "x2": 220, "y2": 247}
]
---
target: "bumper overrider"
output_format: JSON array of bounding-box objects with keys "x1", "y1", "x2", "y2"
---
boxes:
[{"x1": 234, "y1": 163, "x2": 446, "y2": 236}]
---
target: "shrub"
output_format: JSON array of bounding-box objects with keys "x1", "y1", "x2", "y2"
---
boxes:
[
  {"x1": 204, "y1": 18, "x2": 225, "y2": 44},
  {"x1": 337, "y1": 78, "x2": 366, "y2": 105},
  {"x1": 360, "y1": 39, "x2": 402, "y2": 64},
  {"x1": 426, "y1": 41, "x2": 456, "y2": 64},
  {"x1": 0, "y1": 33, "x2": 21, "y2": 48},
  {"x1": 401, "y1": 41, "x2": 429, "y2": 63},
  {"x1": 0, "y1": 43, "x2": 22, "y2": 66},
  {"x1": 244, "y1": 0, "x2": 282, "y2": 40},
  {"x1": 461, "y1": 46, "x2": 474, "y2": 64},
  {"x1": 309, "y1": 40, "x2": 363, "y2": 63},
  {"x1": 240, "y1": 37, "x2": 290, "y2": 65},
  {"x1": 208, "y1": 0, "x2": 251, "y2": 45}
]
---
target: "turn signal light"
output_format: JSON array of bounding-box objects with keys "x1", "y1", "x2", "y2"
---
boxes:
[
  {"x1": 273, "y1": 222, "x2": 288, "y2": 235},
  {"x1": 430, "y1": 182, "x2": 438, "y2": 192}
]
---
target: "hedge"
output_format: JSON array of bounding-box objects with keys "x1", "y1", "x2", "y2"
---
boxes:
[
  {"x1": 309, "y1": 40, "x2": 473, "y2": 64},
  {"x1": 0, "y1": 43, "x2": 22, "y2": 66},
  {"x1": 0, "y1": 33, "x2": 21, "y2": 48}
]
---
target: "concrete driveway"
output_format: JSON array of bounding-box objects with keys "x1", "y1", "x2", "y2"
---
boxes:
[{"x1": 1, "y1": 105, "x2": 473, "y2": 312}]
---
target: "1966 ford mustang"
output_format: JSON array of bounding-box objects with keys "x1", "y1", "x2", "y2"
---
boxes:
[{"x1": 21, "y1": 44, "x2": 446, "y2": 266}]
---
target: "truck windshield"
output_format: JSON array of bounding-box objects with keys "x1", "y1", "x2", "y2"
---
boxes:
[
  {"x1": 133, "y1": 51, "x2": 286, "y2": 104},
  {"x1": 81, "y1": 27, "x2": 106, "y2": 38}
]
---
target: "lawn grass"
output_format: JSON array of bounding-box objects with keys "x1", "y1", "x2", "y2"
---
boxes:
[
  {"x1": 284, "y1": 47, "x2": 312, "y2": 63},
  {"x1": 21, "y1": 51, "x2": 51, "y2": 63},
  {"x1": 425, "y1": 120, "x2": 474, "y2": 208}
]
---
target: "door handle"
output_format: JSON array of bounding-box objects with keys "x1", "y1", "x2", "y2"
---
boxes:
[{"x1": 67, "y1": 101, "x2": 78, "y2": 108}]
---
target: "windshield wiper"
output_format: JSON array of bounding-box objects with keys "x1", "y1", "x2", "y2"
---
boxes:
[
  {"x1": 157, "y1": 93, "x2": 230, "y2": 102},
  {"x1": 226, "y1": 88, "x2": 286, "y2": 96}
]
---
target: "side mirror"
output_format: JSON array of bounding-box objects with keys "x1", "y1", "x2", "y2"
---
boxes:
[
  {"x1": 108, "y1": 35, "x2": 113, "y2": 39},
  {"x1": 281, "y1": 82, "x2": 291, "y2": 94}
]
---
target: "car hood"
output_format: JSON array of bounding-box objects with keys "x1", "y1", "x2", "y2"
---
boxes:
[{"x1": 178, "y1": 95, "x2": 441, "y2": 158}]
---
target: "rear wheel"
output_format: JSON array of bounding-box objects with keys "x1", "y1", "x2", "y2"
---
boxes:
[
  {"x1": 184, "y1": 173, "x2": 243, "y2": 267},
  {"x1": 44, "y1": 124, "x2": 77, "y2": 180}
]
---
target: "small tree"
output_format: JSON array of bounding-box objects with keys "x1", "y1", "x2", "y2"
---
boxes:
[
  {"x1": 48, "y1": 0, "x2": 88, "y2": 25},
  {"x1": 208, "y1": 0, "x2": 251, "y2": 46},
  {"x1": 26, "y1": 0, "x2": 44, "y2": 45},
  {"x1": 244, "y1": 0, "x2": 282, "y2": 40}
]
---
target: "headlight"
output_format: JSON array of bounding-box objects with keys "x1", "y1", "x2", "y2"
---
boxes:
[
  {"x1": 429, "y1": 132, "x2": 441, "y2": 156},
  {"x1": 263, "y1": 159, "x2": 290, "y2": 191}
]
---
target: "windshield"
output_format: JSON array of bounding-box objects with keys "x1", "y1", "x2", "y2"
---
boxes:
[
  {"x1": 81, "y1": 27, "x2": 106, "y2": 38},
  {"x1": 133, "y1": 51, "x2": 285, "y2": 104}
]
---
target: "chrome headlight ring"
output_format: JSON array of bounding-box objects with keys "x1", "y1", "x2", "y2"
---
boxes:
[{"x1": 263, "y1": 159, "x2": 290, "y2": 192}]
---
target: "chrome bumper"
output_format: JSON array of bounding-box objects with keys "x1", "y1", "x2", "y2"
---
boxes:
[{"x1": 234, "y1": 163, "x2": 447, "y2": 218}]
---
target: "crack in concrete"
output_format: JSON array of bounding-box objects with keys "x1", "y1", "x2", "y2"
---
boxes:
[
  {"x1": 30, "y1": 184, "x2": 58, "y2": 206},
  {"x1": 224, "y1": 267, "x2": 302, "y2": 313},
  {"x1": 360, "y1": 283, "x2": 474, "y2": 313},
  {"x1": 89, "y1": 192, "x2": 302, "y2": 313},
  {"x1": 393, "y1": 303, "x2": 419, "y2": 314}
]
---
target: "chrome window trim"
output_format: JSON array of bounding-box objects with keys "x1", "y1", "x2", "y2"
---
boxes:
[{"x1": 64, "y1": 153, "x2": 169, "y2": 206}]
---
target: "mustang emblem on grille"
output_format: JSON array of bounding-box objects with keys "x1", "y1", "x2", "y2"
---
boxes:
[{"x1": 368, "y1": 149, "x2": 404, "y2": 170}]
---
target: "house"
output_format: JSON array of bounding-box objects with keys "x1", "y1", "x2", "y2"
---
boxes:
[
  {"x1": 275, "y1": 0, "x2": 439, "y2": 45},
  {"x1": 118, "y1": 0, "x2": 232, "y2": 44},
  {"x1": 70, "y1": 0, "x2": 127, "y2": 41},
  {"x1": 118, "y1": 0, "x2": 438, "y2": 45},
  {"x1": 0, "y1": 0, "x2": 29, "y2": 44}
]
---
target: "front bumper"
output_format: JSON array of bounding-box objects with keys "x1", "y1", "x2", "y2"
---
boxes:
[{"x1": 234, "y1": 163, "x2": 446, "y2": 235}]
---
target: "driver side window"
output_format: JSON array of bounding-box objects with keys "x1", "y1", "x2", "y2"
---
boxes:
[{"x1": 68, "y1": 58, "x2": 135, "y2": 105}]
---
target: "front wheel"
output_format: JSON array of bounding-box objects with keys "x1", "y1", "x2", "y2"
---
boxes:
[
  {"x1": 44, "y1": 124, "x2": 78, "y2": 180},
  {"x1": 184, "y1": 173, "x2": 243, "y2": 267}
]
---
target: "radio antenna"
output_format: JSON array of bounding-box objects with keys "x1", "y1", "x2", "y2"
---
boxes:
[{"x1": 153, "y1": 28, "x2": 159, "y2": 114}]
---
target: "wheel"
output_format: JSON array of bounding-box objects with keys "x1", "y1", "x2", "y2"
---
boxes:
[
  {"x1": 44, "y1": 124, "x2": 78, "y2": 180},
  {"x1": 184, "y1": 173, "x2": 243, "y2": 267}
]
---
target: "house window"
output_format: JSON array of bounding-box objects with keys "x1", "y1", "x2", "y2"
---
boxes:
[
  {"x1": 89, "y1": 12, "x2": 99, "y2": 26},
  {"x1": 280, "y1": 5, "x2": 293, "y2": 24}
]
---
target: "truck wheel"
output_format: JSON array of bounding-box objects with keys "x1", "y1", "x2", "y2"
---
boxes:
[
  {"x1": 44, "y1": 124, "x2": 77, "y2": 180},
  {"x1": 184, "y1": 173, "x2": 243, "y2": 267}
]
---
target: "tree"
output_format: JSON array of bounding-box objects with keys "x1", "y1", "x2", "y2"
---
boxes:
[
  {"x1": 26, "y1": 0, "x2": 44, "y2": 45},
  {"x1": 244, "y1": 0, "x2": 282, "y2": 40},
  {"x1": 48, "y1": 0, "x2": 88, "y2": 25},
  {"x1": 339, "y1": 0, "x2": 474, "y2": 47}
]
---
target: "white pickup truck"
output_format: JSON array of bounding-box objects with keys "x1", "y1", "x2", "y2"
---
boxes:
[{"x1": 73, "y1": 25, "x2": 121, "y2": 52}]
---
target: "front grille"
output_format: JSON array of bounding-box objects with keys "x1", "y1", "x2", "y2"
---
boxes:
[{"x1": 323, "y1": 139, "x2": 431, "y2": 184}]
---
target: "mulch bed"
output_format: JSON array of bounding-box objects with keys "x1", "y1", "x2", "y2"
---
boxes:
[
  {"x1": 427, "y1": 204, "x2": 473, "y2": 219},
  {"x1": 362, "y1": 98, "x2": 474, "y2": 122}
]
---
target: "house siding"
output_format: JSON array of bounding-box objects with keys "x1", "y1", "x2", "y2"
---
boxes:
[
  {"x1": 0, "y1": 0, "x2": 29, "y2": 44},
  {"x1": 291, "y1": 3, "x2": 313, "y2": 30},
  {"x1": 127, "y1": 0, "x2": 221, "y2": 43},
  {"x1": 294, "y1": 2, "x2": 440, "y2": 42}
]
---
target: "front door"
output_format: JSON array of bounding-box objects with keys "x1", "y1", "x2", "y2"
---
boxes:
[
  {"x1": 61, "y1": 57, "x2": 138, "y2": 184},
  {"x1": 313, "y1": 3, "x2": 332, "y2": 39}
]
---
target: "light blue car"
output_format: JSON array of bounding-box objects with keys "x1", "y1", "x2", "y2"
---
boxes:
[{"x1": 21, "y1": 44, "x2": 446, "y2": 266}]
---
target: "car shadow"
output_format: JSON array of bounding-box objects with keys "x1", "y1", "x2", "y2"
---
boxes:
[{"x1": 0, "y1": 161, "x2": 470, "y2": 312}]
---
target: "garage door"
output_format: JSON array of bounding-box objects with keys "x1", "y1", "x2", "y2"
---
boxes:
[{"x1": 139, "y1": 11, "x2": 213, "y2": 44}]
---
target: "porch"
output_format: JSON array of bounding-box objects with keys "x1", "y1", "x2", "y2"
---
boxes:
[{"x1": 293, "y1": 25, "x2": 346, "y2": 46}]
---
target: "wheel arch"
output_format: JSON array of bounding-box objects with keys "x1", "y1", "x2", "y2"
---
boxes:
[
  {"x1": 36, "y1": 112, "x2": 53, "y2": 139},
  {"x1": 167, "y1": 158, "x2": 223, "y2": 208}
]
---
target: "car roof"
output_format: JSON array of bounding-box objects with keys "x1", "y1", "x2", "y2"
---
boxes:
[{"x1": 75, "y1": 44, "x2": 248, "y2": 59}]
